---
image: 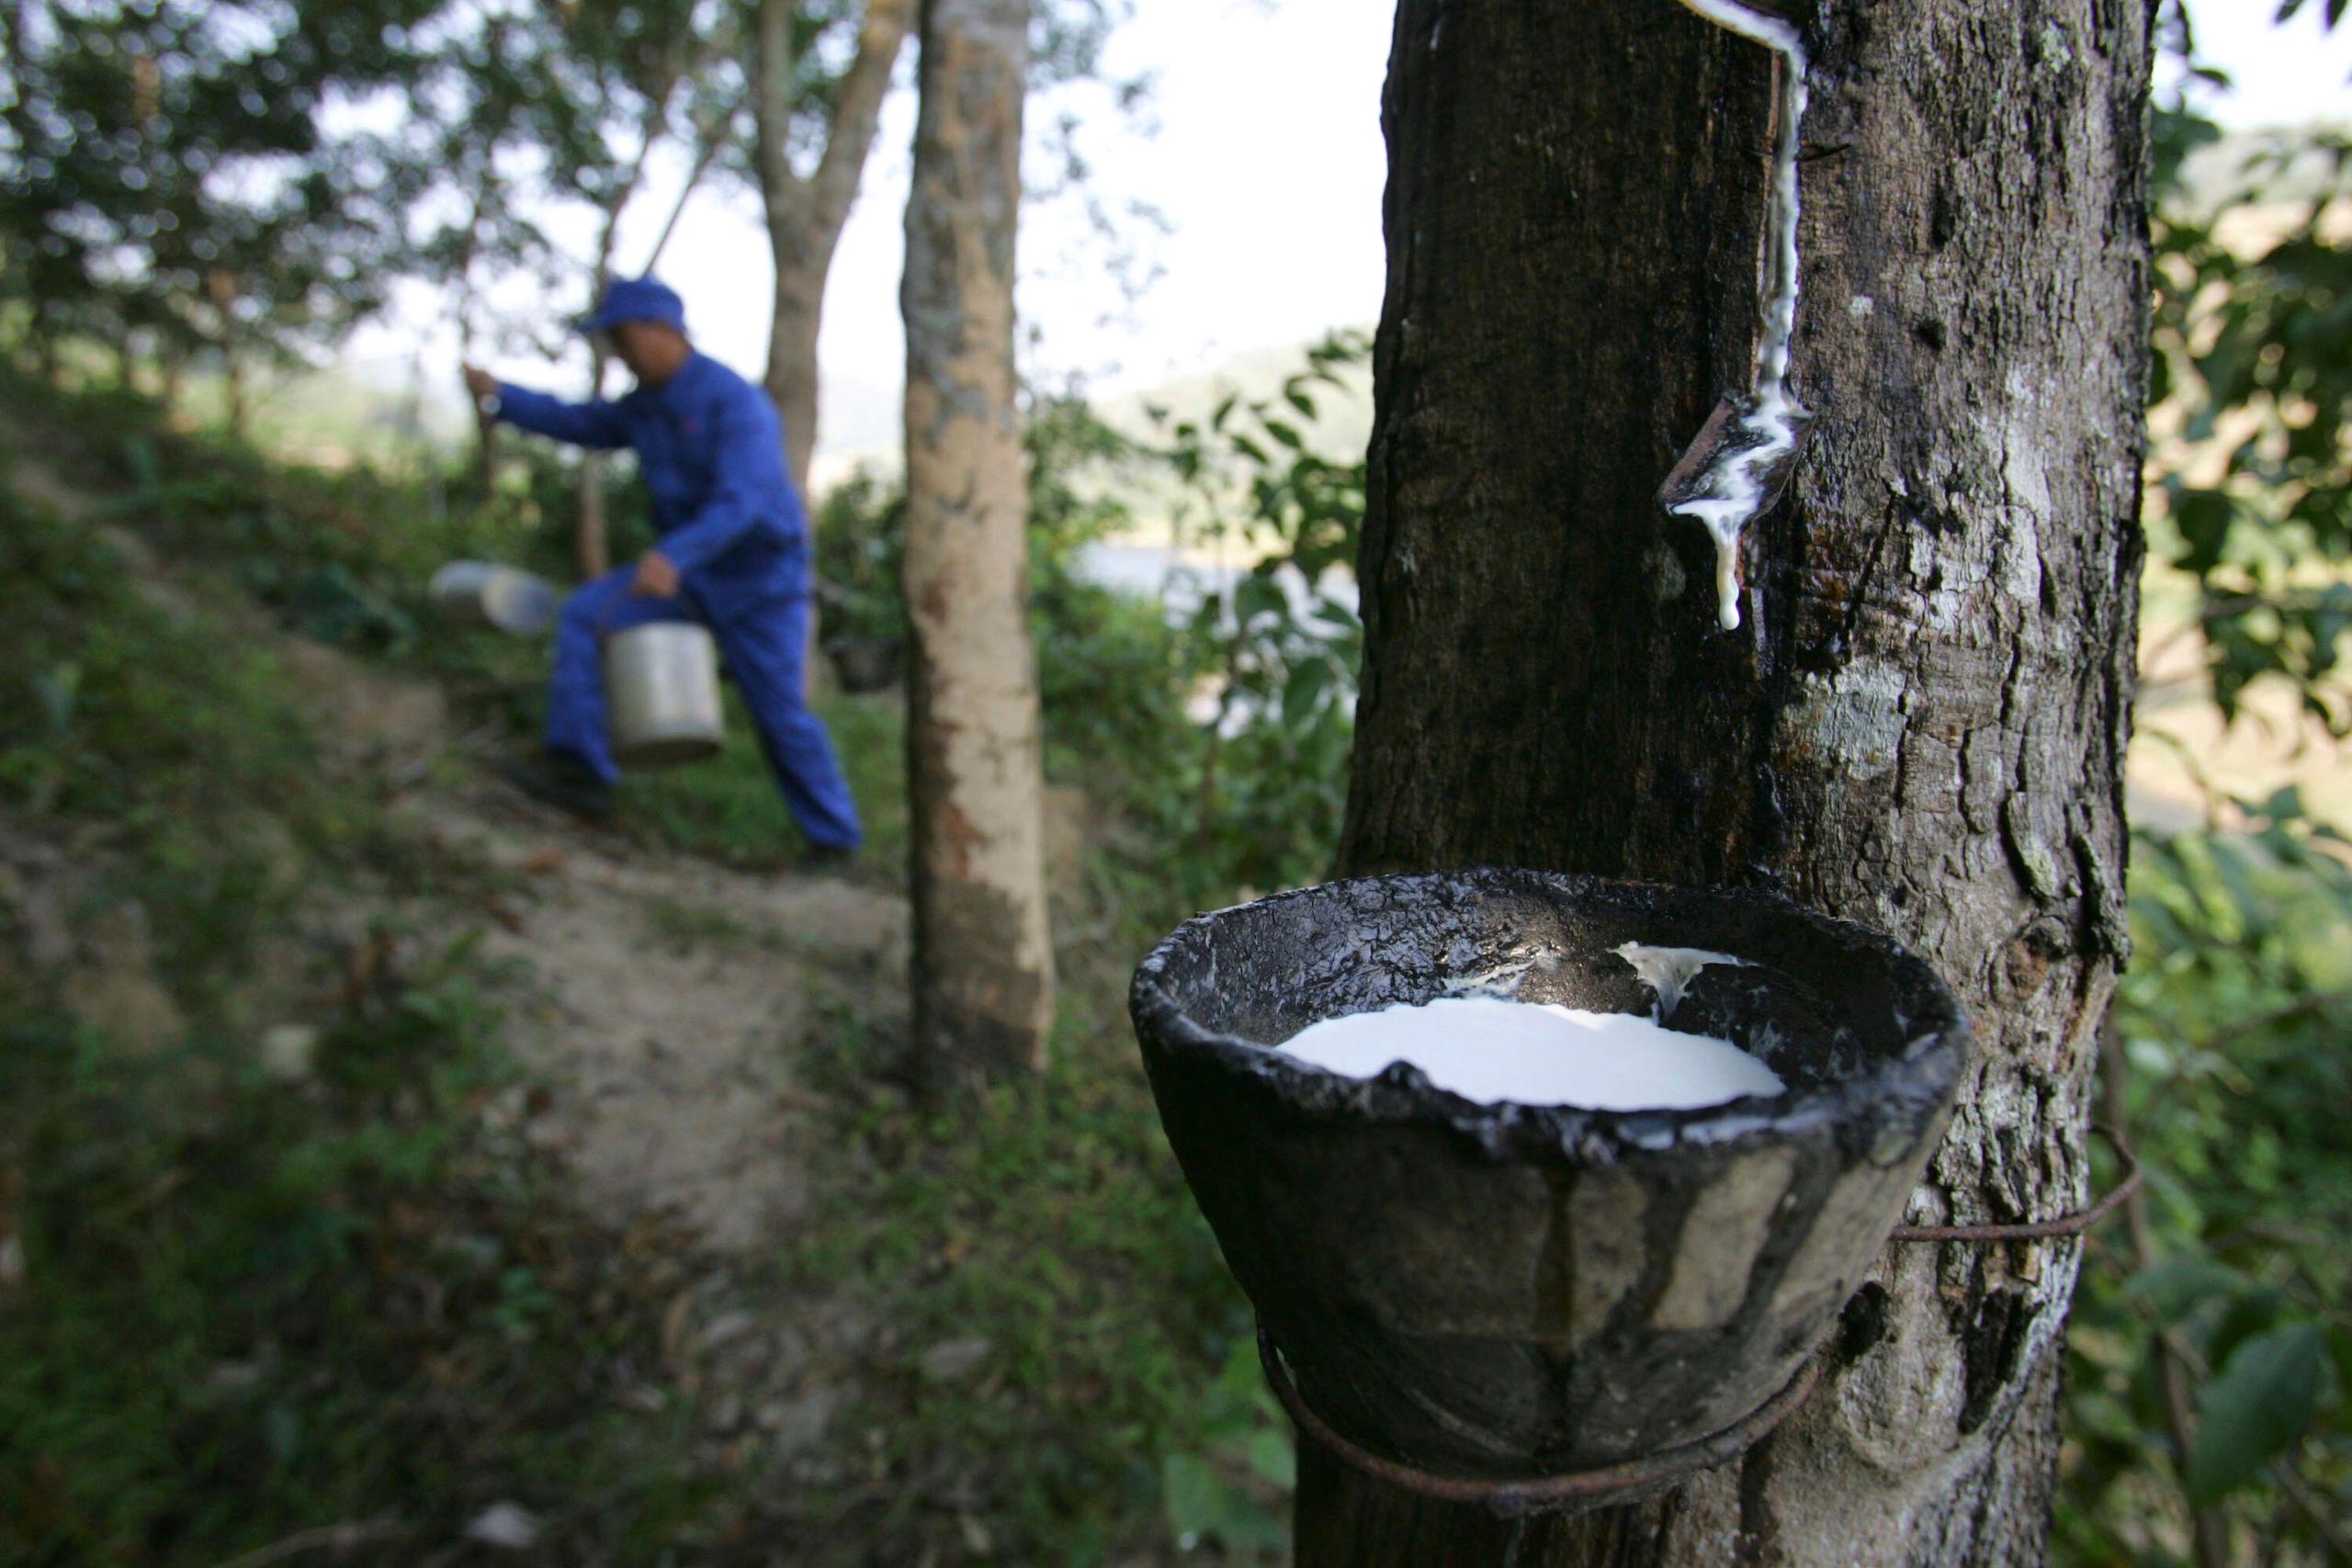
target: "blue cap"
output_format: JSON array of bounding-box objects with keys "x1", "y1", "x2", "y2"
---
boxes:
[{"x1": 582, "y1": 276, "x2": 685, "y2": 335}]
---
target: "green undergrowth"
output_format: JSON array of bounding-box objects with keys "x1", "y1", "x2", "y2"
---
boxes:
[
  {"x1": 0, "y1": 477, "x2": 716, "y2": 1562},
  {"x1": 615, "y1": 686, "x2": 908, "y2": 875},
  {"x1": 769, "y1": 995, "x2": 1290, "y2": 1565},
  {"x1": 0, "y1": 981, "x2": 715, "y2": 1566},
  {"x1": 2059, "y1": 795, "x2": 2352, "y2": 1564},
  {"x1": 0, "y1": 369, "x2": 1287, "y2": 1562}
]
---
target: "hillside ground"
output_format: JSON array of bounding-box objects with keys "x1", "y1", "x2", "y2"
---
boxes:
[{"x1": 0, "y1": 375, "x2": 1291, "y2": 1567}]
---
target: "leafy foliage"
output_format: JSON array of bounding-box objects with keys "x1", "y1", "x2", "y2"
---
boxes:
[
  {"x1": 2052, "y1": 19, "x2": 2352, "y2": 1556},
  {"x1": 779, "y1": 998, "x2": 1287, "y2": 1564},
  {"x1": 0, "y1": 470, "x2": 713, "y2": 1565},
  {"x1": 2145, "y1": 49, "x2": 2352, "y2": 728},
  {"x1": 2062, "y1": 791, "x2": 2352, "y2": 1562},
  {"x1": 0, "y1": 0, "x2": 457, "y2": 367},
  {"x1": 1144, "y1": 331, "x2": 1369, "y2": 897}
]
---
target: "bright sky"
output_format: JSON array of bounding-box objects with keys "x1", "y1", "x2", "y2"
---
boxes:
[{"x1": 362, "y1": 0, "x2": 2351, "y2": 461}]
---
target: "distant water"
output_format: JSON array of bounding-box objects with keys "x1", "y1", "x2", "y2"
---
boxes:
[
  {"x1": 1070, "y1": 541, "x2": 1357, "y2": 623},
  {"x1": 1070, "y1": 541, "x2": 1359, "y2": 730}
]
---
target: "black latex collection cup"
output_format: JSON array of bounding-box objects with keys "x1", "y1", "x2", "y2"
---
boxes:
[{"x1": 1129, "y1": 866, "x2": 1969, "y2": 1479}]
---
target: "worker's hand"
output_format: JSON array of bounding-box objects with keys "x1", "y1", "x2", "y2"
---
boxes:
[
  {"x1": 461, "y1": 364, "x2": 499, "y2": 403},
  {"x1": 629, "y1": 549, "x2": 680, "y2": 599}
]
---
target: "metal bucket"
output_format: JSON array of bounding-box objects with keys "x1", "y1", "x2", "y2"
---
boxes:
[
  {"x1": 605, "y1": 622, "x2": 724, "y2": 770},
  {"x1": 428, "y1": 560, "x2": 560, "y2": 636}
]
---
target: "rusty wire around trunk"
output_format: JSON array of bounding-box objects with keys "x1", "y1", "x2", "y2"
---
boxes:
[
  {"x1": 1257, "y1": 1328, "x2": 1821, "y2": 1517},
  {"x1": 1888, "y1": 1122, "x2": 2142, "y2": 1244}
]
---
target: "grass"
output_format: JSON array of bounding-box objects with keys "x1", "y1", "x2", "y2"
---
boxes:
[
  {"x1": 616, "y1": 688, "x2": 909, "y2": 878},
  {"x1": 0, "y1": 368, "x2": 1283, "y2": 1565},
  {"x1": 761, "y1": 996, "x2": 1290, "y2": 1565},
  {"x1": 0, "y1": 476, "x2": 722, "y2": 1563}
]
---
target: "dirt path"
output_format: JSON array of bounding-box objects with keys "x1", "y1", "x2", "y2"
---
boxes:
[
  {"x1": 288, "y1": 625, "x2": 910, "y2": 1258},
  {"x1": 409, "y1": 782, "x2": 906, "y2": 1252}
]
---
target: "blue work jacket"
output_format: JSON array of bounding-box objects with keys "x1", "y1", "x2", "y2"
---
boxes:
[{"x1": 494, "y1": 353, "x2": 808, "y2": 625}]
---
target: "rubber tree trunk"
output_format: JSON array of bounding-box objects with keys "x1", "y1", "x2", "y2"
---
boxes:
[
  {"x1": 900, "y1": 0, "x2": 1055, "y2": 1087},
  {"x1": 223, "y1": 351, "x2": 246, "y2": 441},
  {"x1": 1320, "y1": 2, "x2": 2148, "y2": 1563}
]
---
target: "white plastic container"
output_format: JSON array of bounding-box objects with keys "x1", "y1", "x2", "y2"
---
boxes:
[
  {"x1": 428, "y1": 560, "x2": 560, "y2": 636},
  {"x1": 605, "y1": 622, "x2": 724, "y2": 769}
]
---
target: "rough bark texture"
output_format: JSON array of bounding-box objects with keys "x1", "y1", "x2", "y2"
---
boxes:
[
  {"x1": 900, "y1": 0, "x2": 1054, "y2": 1086},
  {"x1": 1324, "y1": 1, "x2": 2149, "y2": 1562},
  {"x1": 757, "y1": 0, "x2": 912, "y2": 494}
]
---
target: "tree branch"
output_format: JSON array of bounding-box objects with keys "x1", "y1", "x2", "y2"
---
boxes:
[
  {"x1": 752, "y1": 0, "x2": 808, "y2": 229},
  {"x1": 808, "y1": 0, "x2": 915, "y2": 235},
  {"x1": 639, "y1": 125, "x2": 723, "y2": 276},
  {"x1": 591, "y1": 74, "x2": 680, "y2": 289}
]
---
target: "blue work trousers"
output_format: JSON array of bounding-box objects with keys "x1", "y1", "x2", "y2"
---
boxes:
[{"x1": 547, "y1": 570, "x2": 862, "y2": 851}]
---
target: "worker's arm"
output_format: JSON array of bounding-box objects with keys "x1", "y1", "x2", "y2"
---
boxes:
[
  {"x1": 655, "y1": 388, "x2": 794, "y2": 576},
  {"x1": 489, "y1": 382, "x2": 631, "y2": 451}
]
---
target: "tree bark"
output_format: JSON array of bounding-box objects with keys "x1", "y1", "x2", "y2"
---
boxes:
[
  {"x1": 900, "y1": 0, "x2": 1054, "y2": 1087},
  {"x1": 1324, "y1": 1, "x2": 2149, "y2": 1562},
  {"x1": 756, "y1": 0, "x2": 912, "y2": 494}
]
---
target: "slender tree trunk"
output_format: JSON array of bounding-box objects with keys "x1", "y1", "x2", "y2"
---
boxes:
[
  {"x1": 459, "y1": 304, "x2": 496, "y2": 501},
  {"x1": 474, "y1": 408, "x2": 499, "y2": 500},
  {"x1": 765, "y1": 253, "x2": 827, "y2": 497},
  {"x1": 576, "y1": 100, "x2": 668, "y2": 585},
  {"x1": 161, "y1": 335, "x2": 185, "y2": 412},
  {"x1": 900, "y1": 0, "x2": 1054, "y2": 1086},
  {"x1": 223, "y1": 350, "x2": 246, "y2": 441},
  {"x1": 1321, "y1": 2, "x2": 2149, "y2": 1562},
  {"x1": 754, "y1": 0, "x2": 910, "y2": 498},
  {"x1": 577, "y1": 354, "x2": 615, "y2": 581},
  {"x1": 756, "y1": 0, "x2": 913, "y2": 693},
  {"x1": 205, "y1": 270, "x2": 245, "y2": 440}
]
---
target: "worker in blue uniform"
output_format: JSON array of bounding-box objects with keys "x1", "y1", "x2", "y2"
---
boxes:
[{"x1": 462, "y1": 276, "x2": 862, "y2": 865}]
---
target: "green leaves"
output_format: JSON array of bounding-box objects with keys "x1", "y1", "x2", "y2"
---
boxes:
[
  {"x1": 2187, "y1": 1323, "x2": 2331, "y2": 1504},
  {"x1": 1159, "y1": 1450, "x2": 1223, "y2": 1545},
  {"x1": 0, "y1": 0, "x2": 464, "y2": 364},
  {"x1": 2148, "y1": 116, "x2": 2352, "y2": 732},
  {"x1": 1152, "y1": 1337, "x2": 1290, "y2": 1554},
  {"x1": 2123, "y1": 1255, "x2": 2243, "y2": 1325},
  {"x1": 2064, "y1": 741, "x2": 2352, "y2": 1562}
]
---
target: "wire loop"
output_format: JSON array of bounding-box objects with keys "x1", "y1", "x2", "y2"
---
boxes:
[
  {"x1": 1258, "y1": 1328, "x2": 1819, "y2": 1518},
  {"x1": 1887, "y1": 1122, "x2": 2143, "y2": 1244}
]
